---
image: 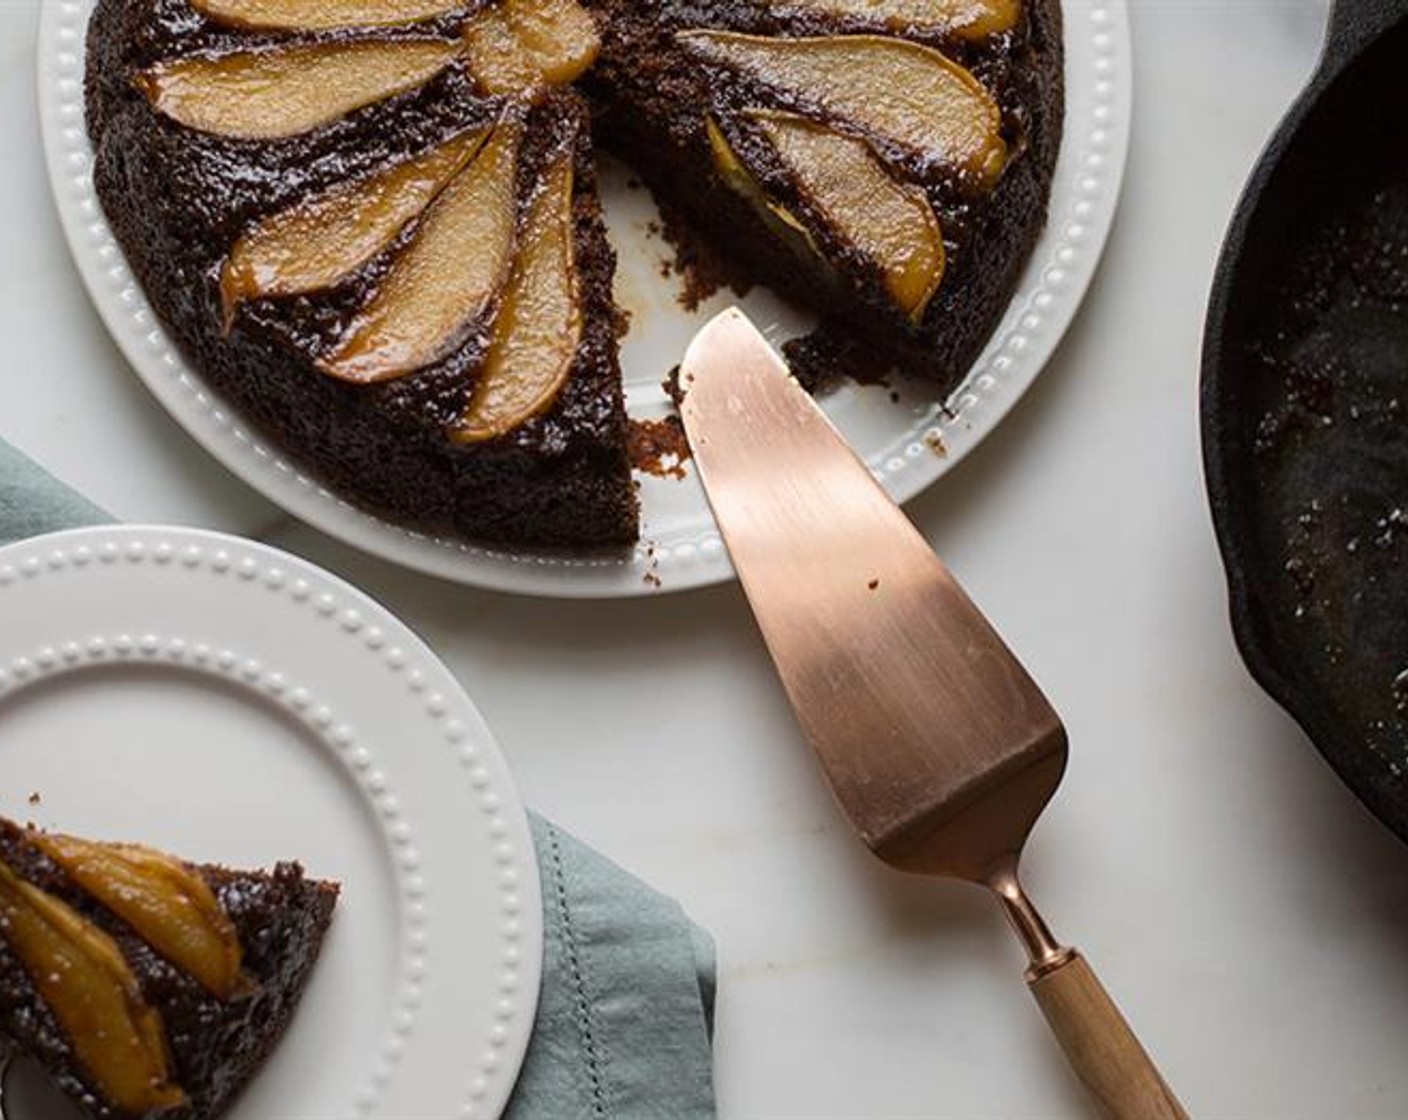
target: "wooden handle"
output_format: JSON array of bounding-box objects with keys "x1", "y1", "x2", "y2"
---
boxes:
[{"x1": 1028, "y1": 952, "x2": 1188, "y2": 1120}]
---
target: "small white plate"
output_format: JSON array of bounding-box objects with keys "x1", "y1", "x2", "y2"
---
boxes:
[
  {"x1": 0, "y1": 526, "x2": 541, "y2": 1120},
  {"x1": 38, "y1": 0, "x2": 1130, "y2": 598}
]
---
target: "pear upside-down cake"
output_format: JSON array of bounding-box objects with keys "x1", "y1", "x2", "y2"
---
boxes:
[{"x1": 85, "y1": 0, "x2": 1063, "y2": 549}]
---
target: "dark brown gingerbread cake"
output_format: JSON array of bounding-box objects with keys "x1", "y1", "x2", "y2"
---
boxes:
[
  {"x1": 0, "y1": 818, "x2": 338, "y2": 1119},
  {"x1": 85, "y1": 0, "x2": 1063, "y2": 550}
]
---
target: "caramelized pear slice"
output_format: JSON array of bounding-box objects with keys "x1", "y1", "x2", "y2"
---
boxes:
[
  {"x1": 320, "y1": 123, "x2": 521, "y2": 384},
  {"x1": 462, "y1": 5, "x2": 541, "y2": 95},
  {"x1": 220, "y1": 127, "x2": 489, "y2": 330},
  {"x1": 706, "y1": 117, "x2": 817, "y2": 246},
  {"x1": 678, "y1": 31, "x2": 1007, "y2": 188},
  {"x1": 453, "y1": 149, "x2": 581, "y2": 443},
  {"x1": 767, "y1": 0, "x2": 1019, "y2": 41},
  {"x1": 191, "y1": 0, "x2": 467, "y2": 30},
  {"x1": 136, "y1": 39, "x2": 460, "y2": 140},
  {"x1": 33, "y1": 834, "x2": 246, "y2": 1001},
  {"x1": 0, "y1": 860, "x2": 185, "y2": 1113},
  {"x1": 748, "y1": 110, "x2": 945, "y2": 319},
  {"x1": 463, "y1": 0, "x2": 600, "y2": 95},
  {"x1": 507, "y1": 0, "x2": 600, "y2": 84}
]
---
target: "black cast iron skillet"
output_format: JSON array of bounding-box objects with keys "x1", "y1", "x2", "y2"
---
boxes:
[{"x1": 1203, "y1": 0, "x2": 1408, "y2": 842}]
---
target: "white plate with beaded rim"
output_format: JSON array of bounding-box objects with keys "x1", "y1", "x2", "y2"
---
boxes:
[
  {"x1": 37, "y1": 0, "x2": 1130, "y2": 599},
  {"x1": 0, "y1": 526, "x2": 541, "y2": 1120}
]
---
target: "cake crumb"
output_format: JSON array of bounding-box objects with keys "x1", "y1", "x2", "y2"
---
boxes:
[
  {"x1": 663, "y1": 365, "x2": 687, "y2": 404},
  {"x1": 26, "y1": 792, "x2": 40, "y2": 806},
  {"x1": 628, "y1": 416, "x2": 693, "y2": 480},
  {"x1": 924, "y1": 432, "x2": 949, "y2": 458},
  {"x1": 642, "y1": 542, "x2": 664, "y2": 589},
  {"x1": 612, "y1": 304, "x2": 633, "y2": 340}
]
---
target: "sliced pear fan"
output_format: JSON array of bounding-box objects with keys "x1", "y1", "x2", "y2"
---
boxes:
[
  {"x1": 766, "y1": 0, "x2": 1019, "y2": 41},
  {"x1": 453, "y1": 148, "x2": 581, "y2": 443},
  {"x1": 747, "y1": 110, "x2": 945, "y2": 319},
  {"x1": 678, "y1": 31, "x2": 1007, "y2": 188},
  {"x1": 190, "y1": 0, "x2": 468, "y2": 31},
  {"x1": 0, "y1": 861, "x2": 186, "y2": 1114},
  {"x1": 136, "y1": 39, "x2": 460, "y2": 140},
  {"x1": 463, "y1": 0, "x2": 601, "y2": 96},
  {"x1": 220, "y1": 127, "x2": 489, "y2": 330},
  {"x1": 319, "y1": 122, "x2": 521, "y2": 384}
]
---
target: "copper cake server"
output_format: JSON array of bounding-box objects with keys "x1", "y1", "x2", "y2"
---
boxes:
[{"x1": 679, "y1": 309, "x2": 1186, "y2": 1120}]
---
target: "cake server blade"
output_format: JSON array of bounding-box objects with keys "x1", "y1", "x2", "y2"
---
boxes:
[{"x1": 679, "y1": 308, "x2": 1186, "y2": 1120}]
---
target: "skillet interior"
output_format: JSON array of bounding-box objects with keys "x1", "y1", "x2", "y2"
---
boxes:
[{"x1": 1203, "y1": 16, "x2": 1408, "y2": 841}]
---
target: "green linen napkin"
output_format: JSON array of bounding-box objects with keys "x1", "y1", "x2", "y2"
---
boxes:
[{"x1": 0, "y1": 437, "x2": 718, "y2": 1120}]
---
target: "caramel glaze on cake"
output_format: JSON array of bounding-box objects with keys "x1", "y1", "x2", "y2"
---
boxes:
[
  {"x1": 0, "y1": 819, "x2": 337, "y2": 1120},
  {"x1": 86, "y1": 0, "x2": 1063, "y2": 551}
]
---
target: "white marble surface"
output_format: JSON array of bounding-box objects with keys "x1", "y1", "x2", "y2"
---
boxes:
[{"x1": 5, "y1": 2, "x2": 1408, "y2": 1116}]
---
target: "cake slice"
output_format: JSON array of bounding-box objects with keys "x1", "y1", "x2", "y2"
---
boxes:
[{"x1": 0, "y1": 818, "x2": 338, "y2": 1119}]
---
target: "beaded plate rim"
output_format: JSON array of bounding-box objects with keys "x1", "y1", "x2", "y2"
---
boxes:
[
  {"x1": 0, "y1": 525, "x2": 543, "y2": 1120},
  {"x1": 37, "y1": 0, "x2": 1131, "y2": 599}
]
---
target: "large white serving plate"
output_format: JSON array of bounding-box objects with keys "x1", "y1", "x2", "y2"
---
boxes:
[
  {"x1": 0, "y1": 526, "x2": 541, "y2": 1120},
  {"x1": 38, "y1": 1, "x2": 1130, "y2": 598}
]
